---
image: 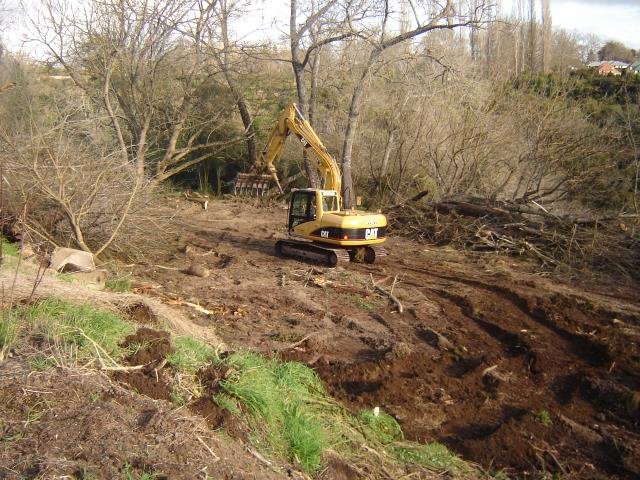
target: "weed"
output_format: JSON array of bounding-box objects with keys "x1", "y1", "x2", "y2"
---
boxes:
[
  {"x1": 217, "y1": 352, "x2": 329, "y2": 472},
  {"x1": 350, "y1": 294, "x2": 376, "y2": 311},
  {"x1": 168, "y1": 336, "x2": 217, "y2": 374},
  {"x1": 123, "y1": 464, "x2": 157, "y2": 480},
  {"x1": 492, "y1": 470, "x2": 512, "y2": 480},
  {"x1": 57, "y1": 273, "x2": 75, "y2": 283},
  {"x1": 393, "y1": 441, "x2": 460, "y2": 471},
  {"x1": 213, "y1": 393, "x2": 240, "y2": 414},
  {"x1": 0, "y1": 311, "x2": 19, "y2": 356},
  {"x1": 19, "y1": 298, "x2": 135, "y2": 360},
  {"x1": 28, "y1": 355, "x2": 55, "y2": 371},
  {"x1": 170, "y1": 391, "x2": 187, "y2": 407},
  {"x1": 0, "y1": 236, "x2": 19, "y2": 258},
  {"x1": 106, "y1": 275, "x2": 132, "y2": 293},
  {"x1": 89, "y1": 392, "x2": 101, "y2": 404},
  {"x1": 25, "y1": 400, "x2": 48, "y2": 426},
  {"x1": 1, "y1": 432, "x2": 23, "y2": 442},
  {"x1": 359, "y1": 408, "x2": 403, "y2": 444},
  {"x1": 534, "y1": 409, "x2": 552, "y2": 426}
]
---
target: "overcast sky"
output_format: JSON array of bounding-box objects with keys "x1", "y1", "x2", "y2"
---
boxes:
[
  {"x1": 3, "y1": 0, "x2": 640, "y2": 53},
  {"x1": 503, "y1": 0, "x2": 640, "y2": 49}
]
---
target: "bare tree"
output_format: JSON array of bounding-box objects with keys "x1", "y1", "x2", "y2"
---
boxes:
[
  {"x1": 208, "y1": 0, "x2": 258, "y2": 167},
  {"x1": 339, "y1": 0, "x2": 492, "y2": 208},
  {"x1": 541, "y1": 0, "x2": 551, "y2": 73},
  {"x1": 289, "y1": 0, "x2": 365, "y2": 187},
  {"x1": 0, "y1": 106, "x2": 142, "y2": 256},
  {"x1": 31, "y1": 0, "x2": 236, "y2": 182}
]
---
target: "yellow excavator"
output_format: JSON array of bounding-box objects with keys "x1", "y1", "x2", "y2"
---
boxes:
[{"x1": 235, "y1": 103, "x2": 387, "y2": 266}]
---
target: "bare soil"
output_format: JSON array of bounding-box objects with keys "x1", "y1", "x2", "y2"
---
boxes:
[
  {"x1": 0, "y1": 358, "x2": 283, "y2": 479},
  {"x1": 128, "y1": 198, "x2": 640, "y2": 479}
]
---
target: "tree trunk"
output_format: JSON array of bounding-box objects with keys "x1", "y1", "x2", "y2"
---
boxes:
[
  {"x1": 340, "y1": 50, "x2": 380, "y2": 209},
  {"x1": 223, "y1": 69, "x2": 256, "y2": 166},
  {"x1": 290, "y1": 0, "x2": 320, "y2": 188},
  {"x1": 219, "y1": 1, "x2": 256, "y2": 167}
]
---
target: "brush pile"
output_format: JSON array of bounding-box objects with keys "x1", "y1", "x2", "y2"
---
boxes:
[{"x1": 386, "y1": 194, "x2": 640, "y2": 278}]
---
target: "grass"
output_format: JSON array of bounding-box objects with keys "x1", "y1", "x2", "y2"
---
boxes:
[
  {"x1": 350, "y1": 293, "x2": 376, "y2": 311},
  {"x1": 393, "y1": 442, "x2": 460, "y2": 471},
  {"x1": 211, "y1": 351, "x2": 468, "y2": 476},
  {"x1": 534, "y1": 409, "x2": 552, "y2": 427},
  {"x1": 168, "y1": 335, "x2": 217, "y2": 374},
  {"x1": 217, "y1": 352, "x2": 329, "y2": 472},
  {"x1": 0, "y1": 312, "x2": 19, "y2": 355},
  {"x1": 359, "y1": 408, "x2": 404, "y2": 444},
  {"x1": 27, "y1": 355, "x2": 56, "y2": 371},
  {"x1": 18, "y1": 298, "x2": 135, "y2": 360},
  {"x1": 106, "y1": 275, "x2": 132, "y2": 293},
  {"x1": 0, "y1": 236, "x2": 19, "y2": 258}
]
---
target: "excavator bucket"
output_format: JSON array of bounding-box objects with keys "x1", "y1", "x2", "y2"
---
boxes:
[{"x1": 233, "y1": 173, "x2": 273, "y2": 196}]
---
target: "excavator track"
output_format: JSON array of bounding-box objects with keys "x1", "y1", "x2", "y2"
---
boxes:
[
  {"x1": 275, "y1": 240, "x2": 350, "y2": 267},
  {"x1": 347, "y1": 245, "x2": 388, "y2": 264},
  {"x1": 275, "y1": 240, "x2": 386, "y2": 267}
]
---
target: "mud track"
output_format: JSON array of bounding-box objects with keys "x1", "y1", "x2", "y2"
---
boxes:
[{"x1": 133, "y1": 199, "x2": 640, "y2": 479}]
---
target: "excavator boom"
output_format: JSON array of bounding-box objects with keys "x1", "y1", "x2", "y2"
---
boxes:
[{"x1": 235, "y1": 104, "x2": 341, "y2": 198}]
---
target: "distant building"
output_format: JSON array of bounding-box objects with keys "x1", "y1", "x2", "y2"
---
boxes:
[
  {"x1": 596, "y1": 62, "x2": 622, "y2": 76},
  {"x1": 587, "y1": 60, "x2": 629, "y2": 75},
  {"x1": 630, "y1": 60, "x2": 640, "y2": 74}
]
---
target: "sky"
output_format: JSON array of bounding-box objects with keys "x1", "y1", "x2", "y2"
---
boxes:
[
  {"x1": 502, "y1": 0, "x2": 640, "y2": 49},
  {"x1": 2, "y1": 0, "x2": 640, "y2": 54}
]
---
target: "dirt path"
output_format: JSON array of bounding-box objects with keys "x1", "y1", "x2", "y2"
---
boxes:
[{"x1": 131, "y1": 198, "x2": 640, "y2": 479}]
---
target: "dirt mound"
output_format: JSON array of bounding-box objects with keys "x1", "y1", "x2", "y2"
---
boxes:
[
  {"x1": 113, "y1": 327, "x2": 174, "y2": 401},
  {"x1": 0, "y1": 361, "x2": 283, "y2": 479}
]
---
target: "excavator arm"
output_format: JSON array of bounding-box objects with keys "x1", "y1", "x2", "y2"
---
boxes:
[{"x1": 246, "y1": 103, "x2": 342, "y2": 196}]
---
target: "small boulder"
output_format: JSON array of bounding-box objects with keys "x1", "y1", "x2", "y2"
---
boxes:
[
  {"x1": 185, "y1": 263, "x2": 210, "y2": 278},
  {"x1": 49, "y1": 247, "x2": 95, "y2": 273}
]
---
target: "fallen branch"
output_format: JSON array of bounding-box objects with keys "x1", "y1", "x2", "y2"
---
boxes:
[
  {"x1": 196, "y1": 435, "x2": 220, "y2": 462},
  {"x1": 273, "y1": 332, "x2": 318, "y2": 352},
  {"x1": 370, "y1": 274, "x2": 403, "y2": 313}
]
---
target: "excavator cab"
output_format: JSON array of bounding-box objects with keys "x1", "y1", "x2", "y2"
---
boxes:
[
  {"x1": 288, "y1": 190, "x2": 317, "y2": 231},
  {"x1": 288, "y1": 189, "x2": 341, "y2": 232}
]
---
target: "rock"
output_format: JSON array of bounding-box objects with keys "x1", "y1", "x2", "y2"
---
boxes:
[
  {"x1": 49, "y1": 247, "x2": 95, "y2": 273},
  {"x1": 185, "y1": 263, "x2": 210, "y2": 278}
]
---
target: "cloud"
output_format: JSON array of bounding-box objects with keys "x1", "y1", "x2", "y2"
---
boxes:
[{"x1": 553, "y1": 0, "x2": 639, "y2": 5}]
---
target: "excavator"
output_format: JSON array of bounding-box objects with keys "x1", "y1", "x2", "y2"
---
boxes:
[{"x1": 234, "y1": 103, "x2": 387, "y2": 266}]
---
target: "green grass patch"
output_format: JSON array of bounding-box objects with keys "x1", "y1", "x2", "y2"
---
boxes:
[
  {"x1": 168, "y1": 335, "x2": 217, "y2": 374},
  {"x1": 393, "y1": 442, "x2": 460, "y2": 471},
  {"x1": 350, "y1": 293, "x2": 376, "y2": 311},
  {"x1": 0, "y1": 236, "x2": 19, "y2": 258},
  {"x1": 212, "y1": 352, "x2": 466, "y2": 476},
  {"x1": 216, "y1": 352, "x2": 328, "y2": 472},
  {"x1": 27, "y1": 355, "x2": 56, "y2": 371},
  {"x1": 19, "y1": 298, "x2": 135, "y2": 360},
  {"x1": 0, "y1": 312, "x2": 19, "y2": 353},
  {"x1": 359, "y1": 408, "x2": 404, "y2": 444},
  {"x1": 106, "y1": 275, "x2": 132, "y2": 293},
  {"x1": 534, "y1": 409, "x2": 552, "y2": 427}
]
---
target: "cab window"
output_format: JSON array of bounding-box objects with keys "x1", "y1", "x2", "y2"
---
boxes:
[
  {"x1": 289, "y1": 191, "x2": 316, "y2": 230},
  {"x1": 322, "y1": 194, "x2": 338, "y2": 212},
  {"x1": 291, "y1": 192, "x2": 308, "y2": 217}
]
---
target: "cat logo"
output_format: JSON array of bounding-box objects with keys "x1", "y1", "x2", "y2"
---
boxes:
[
  {"x1": 320, "y1": 230, "x2": 329, "y2": 238},
  {"x1": 365, "y1": 228, "x2": 378, "y2": 240}
]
